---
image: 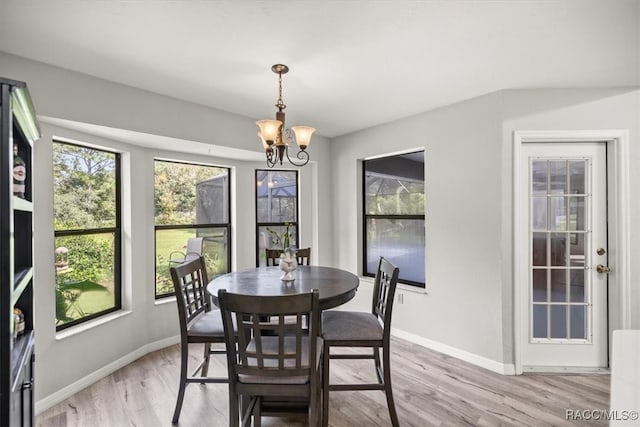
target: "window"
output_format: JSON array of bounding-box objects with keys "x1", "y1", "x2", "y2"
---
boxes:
[
  {"x1": 154, "y1": 160, "x2": 231, "y2": 298},
  {"x1": 53, "y1": 141, "x2": 121, "y2": 330},
  {"x1": 363, "y1": 151, "x2": 425, "y2": 287},
  {"x1": 255, "y1": 170, "x2": 299, "y2": 266}
]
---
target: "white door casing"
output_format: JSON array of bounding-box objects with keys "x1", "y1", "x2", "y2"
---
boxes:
[{"x1": 513, "y1": 130, "x2": 631, "y2": 374}]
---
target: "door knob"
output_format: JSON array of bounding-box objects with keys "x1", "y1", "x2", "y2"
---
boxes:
[{"x1": 596, "y1": 264, "x2": 611, "y2": 273}]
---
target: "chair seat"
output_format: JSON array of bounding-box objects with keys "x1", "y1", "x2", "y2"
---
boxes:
[
  {"x1": 322, "y1": 310, "x2": 383, "y2": 342},
  {"x1": 188, "y1": 309, "x2": 225, "y2": 338}
]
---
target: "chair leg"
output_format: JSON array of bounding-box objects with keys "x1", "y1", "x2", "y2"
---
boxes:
[
  {"x1": 373, "y1": 346, "x2": 383, "y2": 384},
  {"x1": 322, "y1": 342, "x2": 330, "y2": 427},
  {"x1": 172, "y1": 344, "x2": 189, "y2": 423},
  {"x1": 382, "y1": 345, "x2": 400, "y2": 427},
  {"x1": 228, "y1": 386, "x2": 239, "y2": 427},
  {"x1": 201, "y1": 342, "x2": 211, "y2": 378}
]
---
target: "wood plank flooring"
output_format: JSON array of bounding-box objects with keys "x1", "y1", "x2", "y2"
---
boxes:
[{"x1": 36, "y1": 337, "x2": 610, "y2": 426}]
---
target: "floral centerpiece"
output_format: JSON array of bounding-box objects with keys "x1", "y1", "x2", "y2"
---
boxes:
[{"x1": 266, "y1": 222, "x2": 294, "y2": 251}]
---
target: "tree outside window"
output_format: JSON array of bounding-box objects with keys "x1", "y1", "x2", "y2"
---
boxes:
[
  {"x1": 154, "y1": 160, "x2": 231, "y2": 298},
  {"x1": 53, "y1": 141, "x2": 121, "y2": 329}
]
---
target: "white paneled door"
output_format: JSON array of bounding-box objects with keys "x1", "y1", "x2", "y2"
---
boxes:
[{"x1": 519, "y1": 142, "x2": 608, "y2": 369}]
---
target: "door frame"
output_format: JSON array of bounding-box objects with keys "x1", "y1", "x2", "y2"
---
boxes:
[{"x1": 513, "y1": 130, "x2": 630, "y2": 374}]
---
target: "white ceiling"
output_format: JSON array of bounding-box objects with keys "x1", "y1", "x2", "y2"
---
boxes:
[{"x1": 1, "y1": 0, "x2": 638, "y2": 138}]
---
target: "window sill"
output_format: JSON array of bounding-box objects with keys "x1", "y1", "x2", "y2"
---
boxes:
[
  {"x1": 154, "y1": 296, "x2": 176, "y2": 306},
  {"x1": 56, "y1": 310, "x2": 133, "y2": 341}
]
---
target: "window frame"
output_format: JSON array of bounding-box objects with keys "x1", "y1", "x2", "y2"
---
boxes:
[
  {"x1": 255, "y1": 169, "x2": 300, "y2": 267},
  {"x1": 153, "y1": 159, "x2": 232, "y2": 299},
  {"x1": 362, "y1": 151, "x2": 426, "y2": 288},
  {"x1": 53, "y1": 140, "x2": 122, "y2": 331}
]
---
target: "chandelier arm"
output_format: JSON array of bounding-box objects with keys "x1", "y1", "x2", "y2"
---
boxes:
[
  {"x1": 284, "y1": 146, "x2": 310, "y2": 167},
  {"x1": 266, "y1": 147, "x2": 277, "y2": 168}
]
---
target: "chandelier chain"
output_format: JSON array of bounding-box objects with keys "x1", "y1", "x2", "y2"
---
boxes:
[{"x1": 276, "y1": 71, "x2": 286, "y2": 111}]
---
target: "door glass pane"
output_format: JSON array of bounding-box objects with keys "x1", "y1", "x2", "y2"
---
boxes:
[
  {"x1": 568, "y1": 197, "x2": 585, "y2": 231},
  {"x1": 531, "y1": 197, "x2": 547, "y2": 230},
  {"x1": 569, "y1": 233, "x2": 585, "y2": 267},
  {"x1": 570, "y1": 306, "x2": 586, "y2": 339},
  {"x1": 550, "y1": 270, "x2": 567, "y2": 302},
  {"x1": 550, "y1": 196, "x2": 566, "y2": 230},
  {"x1": 531, "y1": 160, "x2": 547, "y2": 195},
  {"x1": 569, "y1": 160, "x2": 586, "y2": 194},
  {"x1": 570, "y1": 270, "x2": 585, "y2": 302},
  {"x1": 532, "y1": 269, "x2": 547, "y2": 302},
  {"x1": 550, "y1": 305, "x2": 568, "y2": 338},
  {"x1": 533, "y1": 305, "x2": 547, "y2": 338},
  {"x1": 532, "y1": 232, "x2": 548, "y2": 266},
  {"x1": 550, "y1": 160, "x2": 567, "y2": 194},
  {"x1": 550, "y1": 233, "x2": 567, "y2": 266}
]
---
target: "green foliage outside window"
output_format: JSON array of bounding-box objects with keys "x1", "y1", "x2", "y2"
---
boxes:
[{"x1": 53, "y1": 142, "x2": 119, "y2": 327}]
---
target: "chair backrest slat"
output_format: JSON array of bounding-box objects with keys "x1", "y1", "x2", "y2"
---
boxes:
[
  {"x1": 170, "y1": 256, "x2": 211, "y2": 335},
  {"x1": 219, "y1": 289, "x2": 320, "y2": 379}
]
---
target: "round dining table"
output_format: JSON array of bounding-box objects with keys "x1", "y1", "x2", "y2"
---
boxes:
[{"x1": 207, "y1": 265, "x2": 359, "y2": 310}]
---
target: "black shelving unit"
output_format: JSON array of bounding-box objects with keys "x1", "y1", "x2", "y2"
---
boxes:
[{"x1": 0, "y1": 77, "x2": 40, "y2": 427}]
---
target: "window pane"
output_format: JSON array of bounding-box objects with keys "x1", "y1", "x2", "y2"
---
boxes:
[
  {"x1": 550, "y1": 160, "x2": 567, "y2": 194},
  {"x1": 53, "y1": 143, "x2": 117, "y2": 229},
  {"x1": 54, "y1": 233, "x2": 117, "y2": 327},
  {"x1": 365, "y1": 218, "x2": 425, "y2": 284},
  {"x1": 256, "y1": 170, "x2": 298, "y2": 223},
  {"x1": 532, "y1": 232, "x2": 548, "y2": 266},
  {"x1": 257, "y1": 225, "x2": 298, "y2": 267},
  {"x1": 569, "y1": 160, "x2": 586, "y2": 194},
  {"x1": 550, "y1": 269, "x2": 567, "y2": 302},
  {"x1": 364, "y1": 153, "x2": 425, "y2": 216},
  {"x1": 533, "y1": 304, "x2": 548, "y2": 338},
  {"x1": 531, "y1": 196, "x2": 547, "y2": 230},
  {"x1": 155, "y1": 227, "x2": 229, "y2": 296},
  {"x1": 550, "y1": 305, "x2": 568, "y2": 338},
  {"x1": 154, "y1": 160, "x2": 229, "y2": 225},
  {"x1": 532, "y1": 269, "x2": 547, "y2": 302},
  {"x1": 531, "y1": 160, "x2": 547, "y2": 195},
  {"x1": 570, "y1": 305, "x2": 586, "y2": 339}
]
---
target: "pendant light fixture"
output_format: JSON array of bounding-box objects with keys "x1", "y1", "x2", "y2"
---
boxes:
[{"x1": 256, "y1": 64, "x2": 315, "y2": 167}]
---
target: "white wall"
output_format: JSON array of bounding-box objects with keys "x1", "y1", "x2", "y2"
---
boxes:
[
  {"x1": 331, "y1": 87, "x2": 640, "y2": 369},
  {"x1": 331, "y1": 92, "x2": 507, "y2": 364},
  {"x1": 0, "y1": 52, "x2": 333, "y2": 406}
]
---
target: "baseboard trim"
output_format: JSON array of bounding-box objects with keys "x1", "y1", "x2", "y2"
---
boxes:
[
  {"x1": 391, "y1": 328, "x2": 516, "y2": 375},
  {"x1": 35, "y1": 335, "x2": 180, "y2": 415}
]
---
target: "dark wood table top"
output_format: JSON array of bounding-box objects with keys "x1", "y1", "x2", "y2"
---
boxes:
[{"x1": 207, "y1": 265, "x2": 359, "y2": 310}]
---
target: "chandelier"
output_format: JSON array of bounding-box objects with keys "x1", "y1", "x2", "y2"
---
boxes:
[{"x1": 256, "y1": 64, "x2": 315, "y2": 168}]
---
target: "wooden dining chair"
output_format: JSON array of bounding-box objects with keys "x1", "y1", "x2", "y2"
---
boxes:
[
  {"x1": 265, "y1": 248, "x2": 283, "y2": 266},
  {"x1": 218, "y1": 288, "x2": 322, "y2": 427},
  {"x1": 321, "y1": 257, "x2": 400, "y2": 427},
  {"x1": 295, "y1": 248, "x2": 311, "y2": 265},
  {"x1": 266, "y1": 247, "x2": 311, "y2": 266},
  {"x1": 170, "y1": 256, "x2": 227, "y2": 424}
]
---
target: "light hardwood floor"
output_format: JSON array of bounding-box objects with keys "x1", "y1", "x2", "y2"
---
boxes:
[{"x1": 36, "y1": 337, "x2": 610, "y2": 426}]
